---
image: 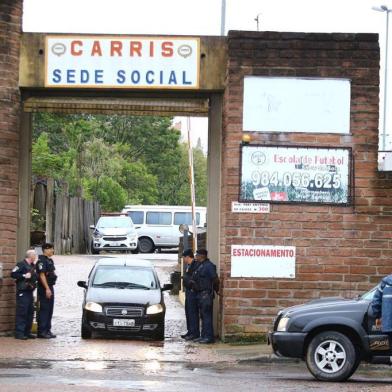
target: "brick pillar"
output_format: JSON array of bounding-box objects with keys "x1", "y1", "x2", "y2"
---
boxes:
[
  {"x1": 221, "y1": 31, "x2": 381, "y2": 339},
  {"x1": 0, "y1": 0, "x2": 23, "y2": 334}
]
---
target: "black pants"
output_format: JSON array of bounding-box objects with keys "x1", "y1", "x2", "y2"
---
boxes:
[
  {"x1": 15, "y1": 290, "x2": 34, "y2": 337},
  {"x1": 37, "y1": 286, "x2": 54, "y2": 335},
  {"x1": 196, "y1": 291, "x2": 214, "y2": 341},
  {"x1": 185, "y1": 289, "x2": 200, "y2": 337}
]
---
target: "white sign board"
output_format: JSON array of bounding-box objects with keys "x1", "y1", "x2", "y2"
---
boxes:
[
  {"x1": 243, "y1": 76, "x2": 351, "y2": 134},
  {"x1": 231, "y1": 245, "x2": 296, "y2": 278},
  {"x1": 231, "y1": 202, "x2": 270, "y2": 213},
  {"x1": 45, "y1": 36, "x2": 199, "y2": 89}
]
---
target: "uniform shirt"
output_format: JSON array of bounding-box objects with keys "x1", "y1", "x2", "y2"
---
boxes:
[
  {"x1": 11, "y1": 260, "x2": 38, "y2": 291},
  {"x1": 183, "y1": 260, "x2": 200, "y2": 290},
  {"x1": 372, "y1": 274, "x2": 392, "y2": 332},
  {"x1": 192, "y1": 259, "x2": 217, "y2": 293},
  {"x1": 36, "y1": 254, "x2": 57, "y2": 286}
]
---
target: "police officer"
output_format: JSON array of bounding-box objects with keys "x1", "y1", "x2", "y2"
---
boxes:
[
  {"x1": 192, "y1": 249, "x2": 219, "y2": 344},
  {"x1": 36, "y1": 243, "x2": 57, "y2": 339},
  {"x1": 181, "y1": 249, "x2": 200, "y2": 340},
  {"x1": 372, "y1": 273, "x2": 392, "y2": 334},
  {"x1": 11, "y1": 249, "x2": 38, "y2": 340}
]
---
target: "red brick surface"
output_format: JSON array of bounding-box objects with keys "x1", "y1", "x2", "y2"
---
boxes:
[
  {"x1": 0, "y1": 0, "x2": 22, "y2": 333},
  {"x1": 220, "y1": 31, "x2": 390, "y2": 337}
]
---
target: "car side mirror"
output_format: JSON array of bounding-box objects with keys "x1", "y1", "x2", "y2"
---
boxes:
[
  {"x1": 77, "y1": 280, "x2": 87, "y2": 289},
  {"x1": 89, "y1": 225, "x2": 95, "y2": 230},
  {"x1": 162, "y1": 283, "x2": 173, "y2": 291}
]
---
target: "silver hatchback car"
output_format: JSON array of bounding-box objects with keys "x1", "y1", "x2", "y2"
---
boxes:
[{"x1": 90, "y1": 216, "x2": 138, "y2": 254}]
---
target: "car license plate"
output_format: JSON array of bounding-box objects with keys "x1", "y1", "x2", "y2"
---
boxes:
[
  {"x1": 109, "y1": 241, "x2": 119, "y2": 246},
  {"x1": 113, "y1": 319, "x2": 135, "y2": 327}
]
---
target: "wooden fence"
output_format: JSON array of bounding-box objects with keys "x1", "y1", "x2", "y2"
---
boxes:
[{"x1": 32, "y1": 180, "x2": 100, "y2": 254}]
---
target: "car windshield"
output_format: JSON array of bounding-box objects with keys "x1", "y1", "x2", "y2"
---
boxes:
[
  {"x1": 92, "y1": 266, "x2": 157, "y2": 289},
  {"x1": 97, "y1": 217, "x2": 134, "y2": 229}
]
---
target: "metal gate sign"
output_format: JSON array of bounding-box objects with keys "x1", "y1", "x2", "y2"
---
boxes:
[
  {"x1": 240, "y1": 145, "x2": 351, "y2": 205},
  {"x1": 45, "y1": 36, "x2": 200, "y2": 89}
]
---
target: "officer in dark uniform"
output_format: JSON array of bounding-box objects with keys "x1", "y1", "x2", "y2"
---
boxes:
[
  {"x1": 11, "y1": 249, "x2": 38, "y2": 340},
  {"x1": 181, "y1": 249, "x2": 200, "y2": 340},
  {"x1": 191, "y1": 249, "x2": 219, "y2": 344},
  {"x1": 36, "y1": 243, "x2": 57, "y2": 339}
]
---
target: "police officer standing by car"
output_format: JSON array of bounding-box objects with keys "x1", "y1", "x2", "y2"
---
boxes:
[
  {"x1": 11, "y1": 249, "x2": 38, "y2": 340},
  {"x1": 36, "y1": 243, "x2": 57, "y2": 339},
  {"x1": 191, "y1": 249, "x2": 219, "y2": 344},
  {"x1": 181, "y1": 249, "x2": 200, "y2": 340},
  {"x1": 371, "y1": 273, "x2": 392, "y2": 334}
]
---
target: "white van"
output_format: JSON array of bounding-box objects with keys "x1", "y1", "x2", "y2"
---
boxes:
[{"x1": 121, "y1": 205, "x2": 207, "y2": 253}]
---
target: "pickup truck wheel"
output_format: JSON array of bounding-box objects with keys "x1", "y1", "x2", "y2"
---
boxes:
[
  {"x1": 138, "y1": 237, "x2": 154, "y2": 253},
  {"x1": 306, "y1": 331, "x2": 358, "y2": 382}
]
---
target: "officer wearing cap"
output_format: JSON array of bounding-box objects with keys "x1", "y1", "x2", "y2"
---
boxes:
[
  {"x1": 11, "y1": 249, "x2": 38, "y2": 340},
  {"x1": 181, "y1": 249, "x2": 200, "y2": 340},
  {"x1": 36, "y1": 243, "x2": 57, "y2": 338},
  {"x1": 192, "y1": 249, "x2": 219, "y2": 344}
]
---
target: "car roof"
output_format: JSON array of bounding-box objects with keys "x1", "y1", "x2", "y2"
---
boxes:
[{"x1": 94, "y1": 258, "x2": 153, "y2": 268}]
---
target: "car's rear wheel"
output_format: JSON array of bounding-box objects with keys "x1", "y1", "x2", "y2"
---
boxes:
[
  {"x1": 138, "y1": 237, "x2": 155, "y2": 253},
  {"x1": 306, "y1": 331, "x2": 358, "y2": 382},
  {"x1": 81, "y1": 319, "x2": 92, "y2": 339}
]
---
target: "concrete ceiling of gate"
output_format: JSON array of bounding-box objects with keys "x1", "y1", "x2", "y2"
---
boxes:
[{"x1": 19, "y1": 33, "x2": 227, "y2": 94}]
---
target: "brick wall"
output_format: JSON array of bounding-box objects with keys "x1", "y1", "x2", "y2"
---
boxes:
[
  {"x1": 0, "y1": 0, "x2": 23, "y2": 333},
  {"x1": 220, "y1": 31, "x2": 391, "y2": 337}
]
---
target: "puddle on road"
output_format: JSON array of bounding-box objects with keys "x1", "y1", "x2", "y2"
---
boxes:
[
  {"x1": 0, "y1": 360, "x2": 52, "y2": 370},
  {"x1": 0, "y1": 358, "x2": 229, "y2": 375}
]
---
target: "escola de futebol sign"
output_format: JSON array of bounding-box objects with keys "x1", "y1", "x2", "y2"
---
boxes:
[{"x1": 45, "y1": 36, "x2": 200, "y2": 89}]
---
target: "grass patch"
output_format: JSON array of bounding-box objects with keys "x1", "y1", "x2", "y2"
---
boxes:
[{"x1": 223, "y1": 333, "x2": 268, "y2": 345}]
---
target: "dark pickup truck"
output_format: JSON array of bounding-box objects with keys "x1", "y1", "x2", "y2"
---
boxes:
[{"x1": 268, "y1": 288, "x2": 392, "y2": 382}]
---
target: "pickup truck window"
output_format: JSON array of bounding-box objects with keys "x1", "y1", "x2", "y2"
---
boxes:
[{"x1": 361, "y1": 287, "x2": 376, "y2": 301}]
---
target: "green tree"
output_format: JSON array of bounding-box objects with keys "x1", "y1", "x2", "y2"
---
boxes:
[
  {"x1": 83, "y1": 176, "x2": 127, "y2": 212},
  {"x1": 120, "y1": 160, "x2": 158, "y2": 204},
  {"x1": 193, "y1": 145, "x2": 208, "y2": 206},
  {"x1": 32, "y1": 132, "x2": 63, "y2": 178},
  {"x1": 173, "y1": 143, "x2": 207, "y2": 206},
  {"x1": 32, "y1": 113, "x2": 208, "y2": 210},
  {"x1": 94, "y1": 115, "x2": 183, "y2": 204}
]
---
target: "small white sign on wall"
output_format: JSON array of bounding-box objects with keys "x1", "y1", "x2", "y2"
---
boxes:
[
  {"x1": 231, "y1": 245, "x2": 296, "y2": 278},
  {"x1": 243, "y1": 76, "x2": 351, "y2": 134},
  {"x1": 231, "y1": 202, "x2": 270, "y2": 213}
]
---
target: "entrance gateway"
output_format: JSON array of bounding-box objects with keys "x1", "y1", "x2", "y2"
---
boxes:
[{"x1": 1, "y1": 9, "x2": 390, "y2": 339}]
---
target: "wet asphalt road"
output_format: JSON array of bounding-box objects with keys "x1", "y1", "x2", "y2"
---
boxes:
[
  {"x1": 1, "y1": 253, "x2": 392, "y2": 391},
  {"x1": 1, "y1": 360, "x2": 392, "y2": 392}
]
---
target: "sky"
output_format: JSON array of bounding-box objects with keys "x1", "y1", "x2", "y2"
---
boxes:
[
  {"x1": 22, "y1": 0, "x2": 388, "y2": 35},
  {"x1": 22, "y1": 0, "x2": 392, "y2": 151}
]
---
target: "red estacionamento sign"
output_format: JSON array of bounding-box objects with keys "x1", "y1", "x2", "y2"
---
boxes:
[{"x1": 231, "y1": 245, "x2": 296, "y2": 278}]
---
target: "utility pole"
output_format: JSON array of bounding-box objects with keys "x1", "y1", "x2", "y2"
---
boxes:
[
  {"x1": 221, "y1": 0, "x2": 226, "y2": 36},
  {"x1": 372, "y1": 5, "x2": 392, "y2": 151},
  {"x1": 187, "y1": 117, "x2": 197, "y2": 251},
  {"x1": 255, "y1": 13, "x2": 262, "y2": 31}
]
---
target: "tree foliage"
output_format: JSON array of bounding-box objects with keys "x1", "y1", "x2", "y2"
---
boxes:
[{"x1": 32, "y1": 113, "x2": 207, "y2": 211}]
